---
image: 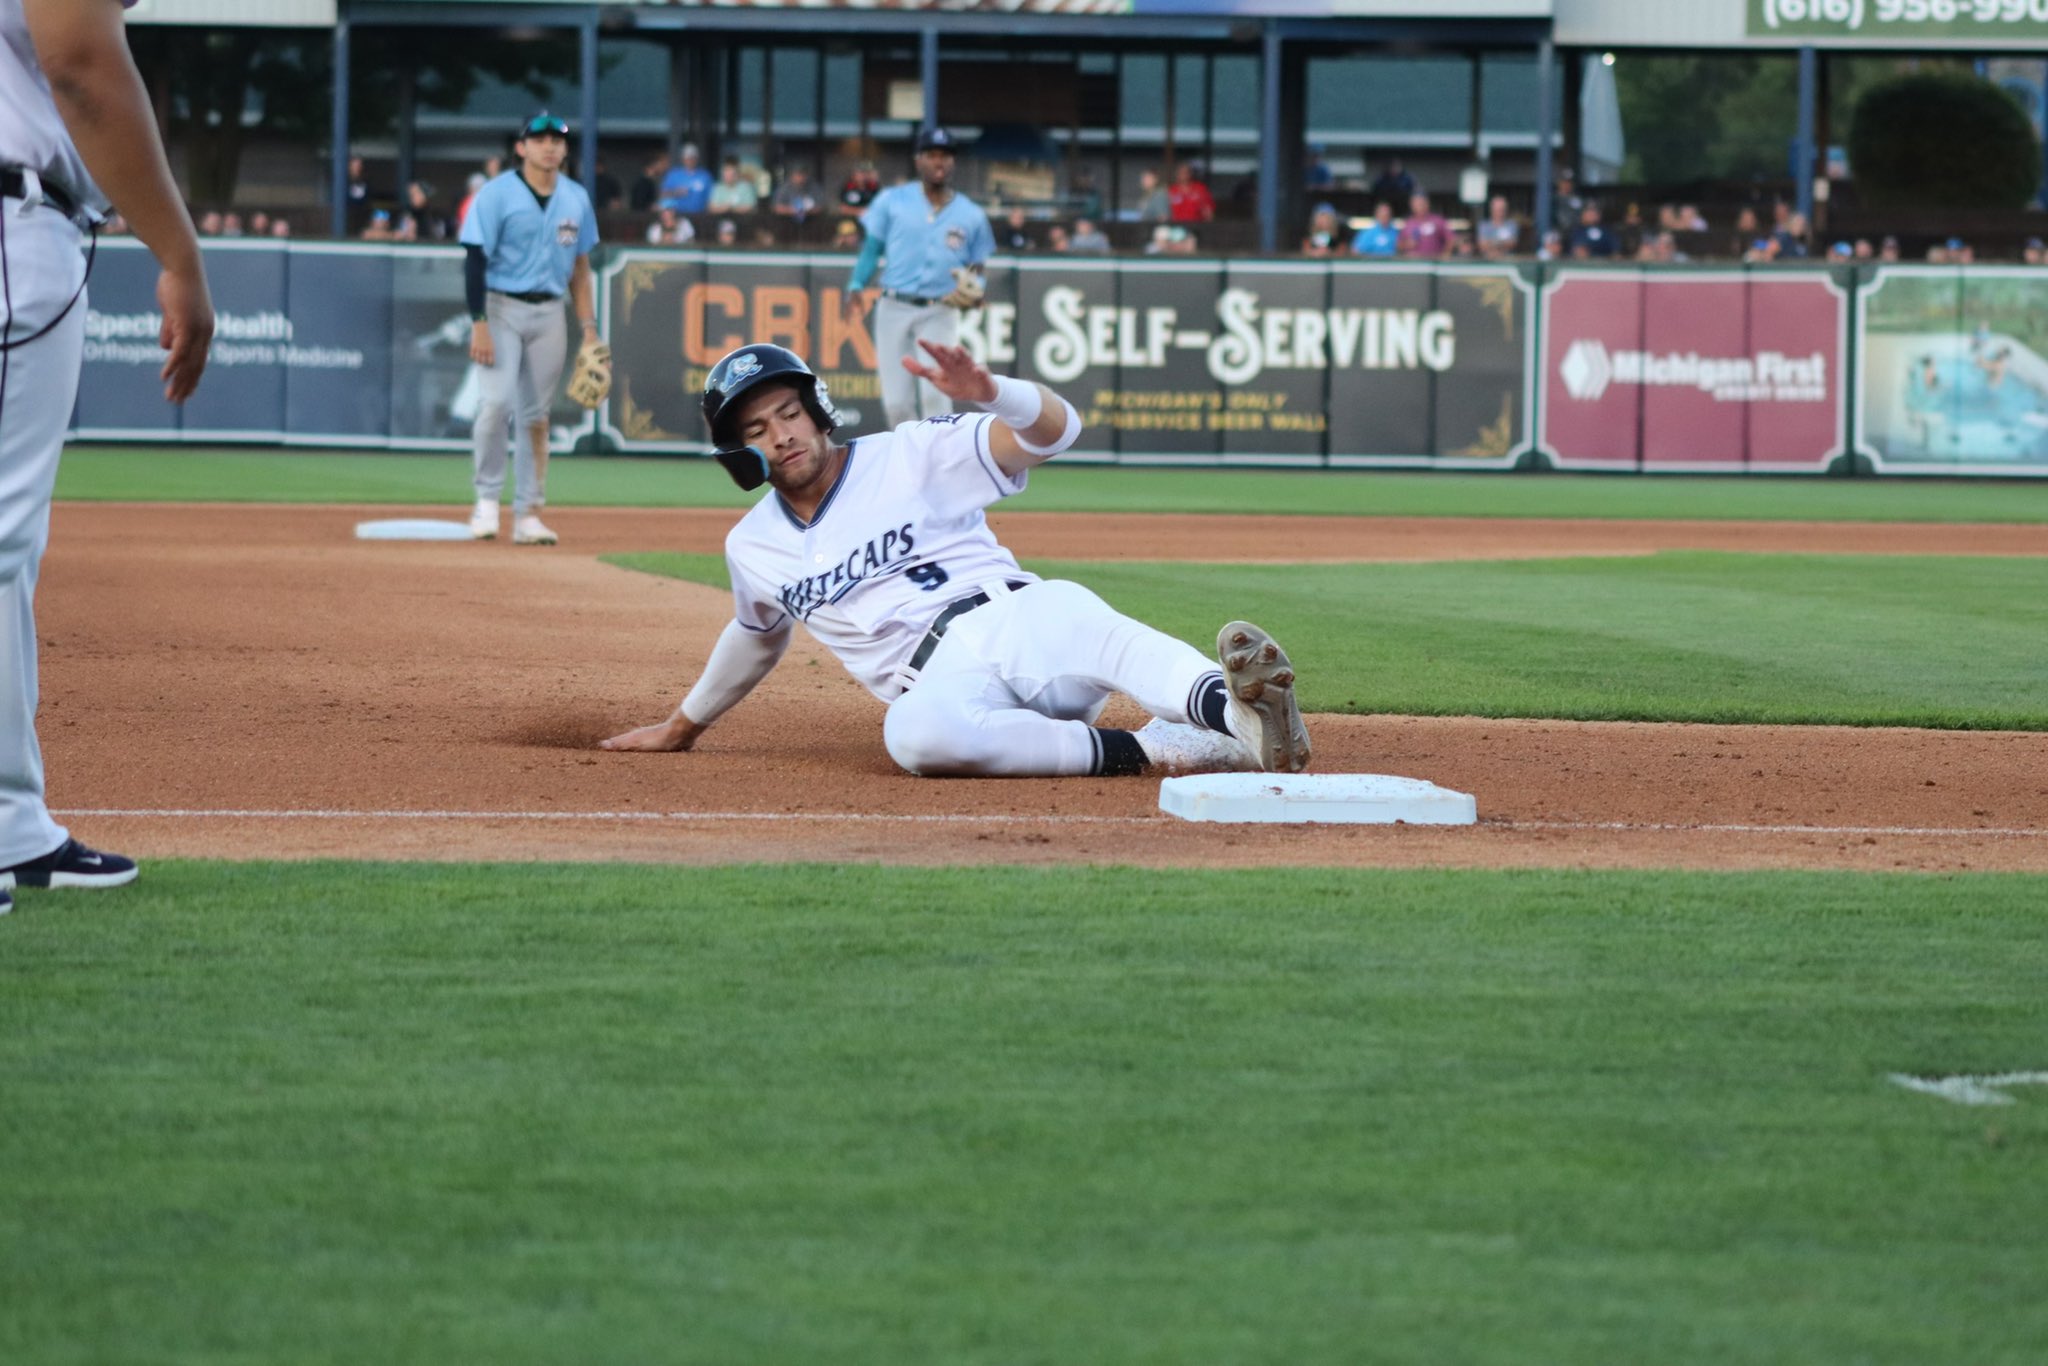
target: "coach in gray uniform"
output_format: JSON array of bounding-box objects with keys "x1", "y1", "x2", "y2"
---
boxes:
[
  {"x1": 2, "y1": 0, "x2": 212, "y2": 911},
  {"x1": 845, "y1": 127, "x2": 994, "y2": 430},
  {"x1": 460, "y1": 111, "x2": 599, "y2": 546}
]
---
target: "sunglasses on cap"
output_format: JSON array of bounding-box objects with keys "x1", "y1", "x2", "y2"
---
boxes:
[{"x1": 523, "y1": 113, "x2": 570, "y2": 138}]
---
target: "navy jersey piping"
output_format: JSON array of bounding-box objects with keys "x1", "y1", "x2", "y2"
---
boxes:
[
  {"x1": 971, "y1": 415, "x2": 1012, "y2": 498},
  {"x1": 776, "y1": 438, "x2": 857, "y2": 531}
]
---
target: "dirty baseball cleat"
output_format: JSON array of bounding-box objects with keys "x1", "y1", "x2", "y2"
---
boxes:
[
  {"x1": 1133, "y1": 717, "x2": 1261, "y2": 775},
  {"x1": 512, "y1": 513, "x2": 558, "y2": 546},
  {"x1": 1217, "y1": 620, "x2": 1311, "y2": 774},
  {"x1": 4, "y1": 837, "x2": 139, "y2": 890},
  {"x1": 468, "y1": 499, "x2": 499, "y2": 540}
]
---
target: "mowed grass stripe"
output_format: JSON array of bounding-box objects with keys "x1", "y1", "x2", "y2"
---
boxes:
[
  {"x1": 56, "y1": 444, "x2": 2048, "y2": 522},
  {"x1": 605, "y1": 550, "x2": 2048, "y2": 730},
  {"x1": 2, "y1": 862, "x2": 2045, "y2": 1366}
]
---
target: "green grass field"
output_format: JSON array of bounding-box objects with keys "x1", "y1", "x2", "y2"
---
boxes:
[
  {"x1": 6, "y1": 446, "x2": 2044, "y2": 1363},
  {"x1": 53, "y1": 444, "x2": 2048, "y2": 521},
  {"x1": 4, "y1": 863, "x2": 2046, "y2": 1365}
]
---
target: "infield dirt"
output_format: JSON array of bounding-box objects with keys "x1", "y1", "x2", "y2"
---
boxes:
[{"x1": 37, "y1": 503, "x2": 2048, "y2": 873}]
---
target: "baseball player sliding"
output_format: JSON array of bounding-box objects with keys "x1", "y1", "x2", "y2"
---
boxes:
[
  {"x1": 460, "y1": 111, "x2": 602, "y2": 546},
  {"x1": 844, "y1": 127, "x2": 994, "y2": 431},
  {"x1": 5, "y1": 0, "x2": 212, "y2": 911},
  {"x1": 599, "y1": 342, "x2": 1310, "y2": 779}
]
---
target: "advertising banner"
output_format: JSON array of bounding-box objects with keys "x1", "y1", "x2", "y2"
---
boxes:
[
  {"x1": 600, "y1": 250, "x2": 1533, "y2": 467},
  {"x1": 1749, "y1": 0, "x2": 2048, "y2": 44},
  {"x1": 1856, "y1": 266, "x2": 2048, "y2": 475},
  {"x1": 1539, "y1": 270, "x2": 1847, "y2": 472},
  {"x1": 73, "y1": 241, "x2": 589, "y2": 450}
]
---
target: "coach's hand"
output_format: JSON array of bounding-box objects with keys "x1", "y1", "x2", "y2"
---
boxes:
[
  {"x1": 156, "y1": 261, "x2": 214, "y2": 404},
  {"x1": 599, "y1": 713, "x2": 706, "y2": 753},
  {"x1": 904, "y1": 339, "x2": 997, "y2": 405},
  {"x1": 469, "y1": 320, "x2": 495, "y2": 367}
]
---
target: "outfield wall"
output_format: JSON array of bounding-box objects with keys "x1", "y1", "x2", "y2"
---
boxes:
[{"x1": 69, "y1": 239, "x2": 2048, "y2": 476}]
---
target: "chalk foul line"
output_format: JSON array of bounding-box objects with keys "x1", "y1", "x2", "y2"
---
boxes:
[
  {"x1": 1888, "y1": 1072, "x2": 2048, "y2": 1107},
  {"x1": 48, "y1": 808, "x2": 2048, "y2": 837}
]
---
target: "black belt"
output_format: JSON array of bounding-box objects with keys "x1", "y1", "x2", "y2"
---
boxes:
[
  {"x1": 882, "y1": 288, "x2": 942, "y2": 307},
  {"x1": 0, "y1": 167, "x2": 82, "y2": 220},
  {"x1": 494, "y1": 289, "x2": 561, "y2": 304},
  {"x1": 906, "y1": 580, "x2": 1030, "y2": 673}
]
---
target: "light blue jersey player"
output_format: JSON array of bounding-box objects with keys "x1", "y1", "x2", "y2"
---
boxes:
[
  {"x1": 460, "y1": 110, "x2": 599, "y2": 545},
  {"x1": 599, "y1": 343, "x2": 1311, "y2": 782},
  {"x1": 846, "y1": 127, "x2": 995, "y2": 429},
  {"x1": 3, "y1": 0, "x2": 214, "y2": 910}
]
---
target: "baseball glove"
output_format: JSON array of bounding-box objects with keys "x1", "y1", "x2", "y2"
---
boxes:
[
  {"x1": 566, "y1": 340, "x2": 613, "y2": 409},
  {"x1": 941, "y1": 266, "x2": 986, "y2": 311}
]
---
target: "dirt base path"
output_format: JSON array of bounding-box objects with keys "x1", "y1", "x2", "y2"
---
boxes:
[{"x1": 35, "y1": 503, "x2": 2048, "y2": 873}]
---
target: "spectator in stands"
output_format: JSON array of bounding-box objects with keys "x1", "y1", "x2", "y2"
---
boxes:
[
  {"x1": 360, "y1": 208, "x2": 394, "y2": 241},
  {"x1": 269, "y1": 218, "x2": 291, "y2": 239},
  {"x1": 1672, "y1": 203, "x2": 1708, "y2": 232},
  {"x1": 831, "y1": 218, "x2": 862, "y2": 251},
  {"x1": 592, "y1": 158, "x2": 624, "y2": 212},
  {"x1": 247, "y1": 211, "x2": 270, "y2": 237},
  {"x1": 1476, "y1": 195, "x2": 1520, "y2": 258},
  {"x1": 771, "y1": 167, "x2": 820, "y2": 222},
  {"x1": 1168, "y1": 226, "x2": 1198, "y2": 255},
  {"x1": 631, "y1": 152, "x2": 668, "y2": 212},
  {"x1": 1071, "y1": 169, "x2": 1104, "y2": 222},
  {"x1": 1743, "y1": 234, "x2": 1781, "y2": 264},
  {"x1": 646, "y1": 206, "x2": 695, "y2": 245},
  {"x1": 1398, "y1": 192, "x2": 1451, "y2": 258},
  {"x1": 1617, "y1": 202, "x2": 1646, "y2": 258},
  {"x1": 403, "y1": 181, "x2": 452, "y2": 242},
  {"x1": 457, "y1": 172, "x2": 488, "y2": 229},
  {"x1": 1537, "y1": 229, "x2": 1564, "y2": 261},
  {"x1": 1568, "y1": 201, "x2": 1616, "y2": 259},
  {"x1": 1773, "y1": 212, "x2": 1812, "y2": 259},
  {"x1": 220, "y1": 212, "x2": 244, "y2": 238},
  {"x1": 1827, "y1": 241, "x2": 1853, "y2": 264},
  {"x1": 1879, "y1": 235, "x2": 1901, "y2": 263},
  {"x1": 1302, "y1": 203, "x2": 1344, "y2": 257},
  {"x1": 1134, "y1": 168, "x2": 1170, "y2": 222},
  {"x1": 1854, "y1": 238, "x2": 1876, "y2": 261},
  {"x1": 1729, "y1": 206, "x2": 1761, "y2": 260},
  {"x1": 662, "y1": 145, "x2": 714, "y2": 215},
  {"x1": 839, "y1": 161, "x2": 881, "y2": 214},
  {"x1": 1047, "y1": 223, "x2": 1072, "y2": 253},
  {"x1": 346, "y1": 154, "x2": 372, "y2": 232},
  {"x1": 1370, "y1": 157, "x2": 1417, "y2": 211},
  {"x1": 1069, "y1": 218, "x2": 1110, "y2": 254},
  {"x1": 713, "y1": 217, "x2": 739, "y2": 248},
  {"x1": 1304, "y1": 143, "x2": 1334, "y2": 190},
  {"x1": 1168, "y1": 163, "x2": 1215, "y2": 223},
  {"x1": 1550, "y1": 166, "x2": 1584, "y2": 235},
  {"x1": 1949, "y1": 237, "x2": 1975, "y2": 264},
  {"x1": 999, "y1": 206, "x2": 1032, "y2": 251},
  {"x1": 2025, "y1": 237, "x2": 2046, "y2": 266},
  {"x1": 709, "y1": 157, "x2": 759, "y2": 214},
  {"x1": 197, "y1": 209, "x2": 223, "y2": 235},
  {"x1": 1145, "y1": 223, "x2": 1174, "y2": 255},
  {"x1": 1351, "y1": 201, "x2": 1398, "y2": 257}
]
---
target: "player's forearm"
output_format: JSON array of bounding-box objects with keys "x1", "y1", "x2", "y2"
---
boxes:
[
  {"x1": 679, "y1": 618, "x2": 792, "y2": 727},
  {"x1": 848, "y1": 236, "x2": 883, "y2": 291},
  {"x1": 570, "y1": 258, "x2": 596, "y2": 330},
  {"x1": 26, "y1": 0, "x2": 201, "y2": 275},
  {"x1": 985, "y1": 375, "x2": 1081, "y2": 462}
]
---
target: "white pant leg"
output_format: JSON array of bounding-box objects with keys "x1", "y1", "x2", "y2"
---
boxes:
[
  {"x1": 907, "y1": 303, "x2": 960, "y2": 420},
  {"x1": 510, "y1": 299, "x2": 566, "y2": 514},
  {"x1": 472, "y1": 294, "x2": 527, "y2": 504},
  {"x1": 0, "y1": 208, "x2": 87, "y2": 865},
  {"x1": 881, "y1": 580, "x2": 1219, "y2": 778},
  {"x1": 874, "y1": 295, "x2": 923, "y2": 430}
]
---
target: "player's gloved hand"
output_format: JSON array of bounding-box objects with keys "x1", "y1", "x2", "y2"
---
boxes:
[
  {"x1": 941, "y1": 266, "x2": 986, "y2": 310},
  {"x1": 567, "y1": 340, "x2": 613, "y2": 409}
]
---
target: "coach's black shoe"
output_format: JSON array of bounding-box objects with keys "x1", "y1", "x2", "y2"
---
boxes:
[{"x1": 4, "y1": 837, "x2": 139, "y2": 889}]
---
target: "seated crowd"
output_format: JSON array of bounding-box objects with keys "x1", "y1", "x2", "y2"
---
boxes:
[{"x1": 122, "y1": 143, "x2": 2041, "y2": 267}]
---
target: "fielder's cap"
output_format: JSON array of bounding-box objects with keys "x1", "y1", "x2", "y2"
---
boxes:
[
  {"x1": 916, "y1": 126, "x2": 960, "y2": 153},
  {"x1": 521, "y1": 110, "x2": 570, "y2": 139}
]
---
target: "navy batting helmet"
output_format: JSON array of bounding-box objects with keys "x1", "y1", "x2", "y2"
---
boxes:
[{"x1": 701, "y1": 344, "x2": 840, "y2": 490}]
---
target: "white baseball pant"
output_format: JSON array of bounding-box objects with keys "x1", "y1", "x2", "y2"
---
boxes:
[
  {"x1": 873, "y1": 294, "x2": 958, "y2": 429},
  {"x1": 882, "y1": 580, "x2": 1219, "y2": 777},
  {"x1": 0, "y1": 200, "x2": 86, "y2": 866},
  {"x1": 472, "y1": 292, "x2": 566, "y2": 515}
]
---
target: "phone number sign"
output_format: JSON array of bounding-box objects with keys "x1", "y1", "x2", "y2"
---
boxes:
[{"x1": 1751, "y1": 0, "x2": 2048, "y2": 39}]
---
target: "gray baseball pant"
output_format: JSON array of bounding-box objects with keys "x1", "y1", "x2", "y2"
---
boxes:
[
  {"x1": 874, "y1": 294, "x2": 959, "y2": 429},
  {"x1": 472, "y1": 292, "x2": 566, "y2": 515}
]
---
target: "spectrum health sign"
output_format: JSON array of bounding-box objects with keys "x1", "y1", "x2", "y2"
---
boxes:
[{"x1": 1538, "y1": 272, "x2": 1849, "y2": 471}]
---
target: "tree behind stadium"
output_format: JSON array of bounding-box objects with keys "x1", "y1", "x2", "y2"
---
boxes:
[{"x1": 1850, "y1": 70, "x2": 2042, "y2": 210}]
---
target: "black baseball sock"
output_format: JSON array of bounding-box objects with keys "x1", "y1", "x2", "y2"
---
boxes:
[
  {"x1": 1189, "y1": 673, "x2": 1235, "y2": 737},
  {"x1": 1094, "y1": 728, "x2": 1149, "y2": 777}
]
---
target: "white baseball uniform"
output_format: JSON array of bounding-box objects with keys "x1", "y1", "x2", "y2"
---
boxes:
[
  {"x1": 1, "y1": 0, "x2": 106, "y2": 864},
  {"x1": 702, "y1": 411, "x2": 1229, "y2": 777}
]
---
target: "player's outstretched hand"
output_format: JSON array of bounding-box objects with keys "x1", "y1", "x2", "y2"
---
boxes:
[
  {"x1": 599, "y1": 715, "x2": 705, "y2": 752},
  {"x1": 903, "y1": 339, "x2": 997, "y2": 405}
]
